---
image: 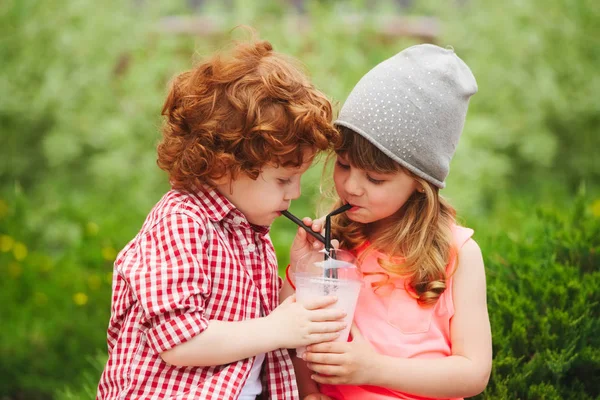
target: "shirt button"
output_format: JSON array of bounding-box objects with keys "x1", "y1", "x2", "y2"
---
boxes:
[
  {"x1": 233, "y1": 216, "x2": 244, "y2": 225},
  {"x1": 247, "y1": 243, "x2": 256, "y2": 252}
]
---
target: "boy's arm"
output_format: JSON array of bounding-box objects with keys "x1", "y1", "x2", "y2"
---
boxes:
[
  {"x1": 162, "y1": 293, "x2": 344, "y2": 367},
  {"x1": 131, "y1": 214, "x2": 345, "y2": 368},
  {"x1": 160, "y1": 317, "x2": 278, "y2": 367}
]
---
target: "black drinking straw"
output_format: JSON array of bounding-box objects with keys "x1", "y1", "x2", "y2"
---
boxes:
[
  {"x1": 324, "y1": 203, "x2": 352, "y2": 278},
  {"x1": 280, "y1": 210, "x2": 326, "y2": 244}
]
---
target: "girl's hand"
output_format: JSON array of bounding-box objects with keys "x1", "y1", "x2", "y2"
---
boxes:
[
  {"x1": 309, "y1": 216, "x2": 326, "y2": 237},
  {"x1": 303, "y1": 394, "x2": 333, "y2": 400},
  {"x1": 289, "y1": 217, "x2": 325, "y2": 269},
  {"x1": 303, "y1": 324, "x2": 378, "y2": 386},
  {"x1": 289, "y1": 215, "x2": 340, "y2": 268},
  {"x1": 267, "y1": 294, "x2": 347, "y2": 349},
  {"x1": 310, "y1": 216, "x2": 339, "y2": 249}
]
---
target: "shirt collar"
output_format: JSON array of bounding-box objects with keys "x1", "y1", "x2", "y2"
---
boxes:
[
  {"x1": 189, "y1": 186, "x2": 271, "y2": 235},
  {"x1": 189, "y1": 186, "x2": 237, "y2": 223}
]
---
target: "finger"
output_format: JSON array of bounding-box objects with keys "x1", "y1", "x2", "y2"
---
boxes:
[
  {"x1": 293, "y1": 228, "x2": 311, "y2": 251},
  {"x1": 312, "y1": 221, "x2": 323, "y2": 234},
  {"x1": 331, "y1": 239, "x2": 340, "y2": 249},
  {"x1": 294, "y1": 229, "x2": 311, "y2": 249},
  {"x1": 304, "y1": 352, "x2": 345, "y2": 366},
  {"x1": 281, "y1": 294, "x2": 296, "y2": 305},
  {"x1": 302, "y1": 295, "x2": 339, "y2": 310},
  {"x1": 307, "y1": 341, "x2": 346, "y2": 354},
  {"x1": 299, "y1": 227, "x2": 316, "y2": 247},
  {"x1": 302, "y1": 217, "x2": 313, "y2": 226},
  {"x1": 309, "y1": 321, "x2": 346, "y2": 334},
  {"x1": 309, "y1": 308, "x2": 347, "y2": 322},
  {"x1": 307, "y1": 363, "x2": 344, "y2": 377},
  {"x1": 313, "y1": 217, "x2": 326, "y2": 229},
  {"x1": 307, "y1": 332, "x2": 341, "y2": 344}
]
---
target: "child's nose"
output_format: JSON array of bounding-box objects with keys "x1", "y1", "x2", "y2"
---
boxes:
[
  {"x1": 285, "y1": 181, "x2": 302, "y2": 200},
  {"x1": 344, "y1": 173, "x2": 363, "y2": 196}
]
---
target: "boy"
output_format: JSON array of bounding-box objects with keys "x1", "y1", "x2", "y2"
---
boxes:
[{"x1": 97, "y1": 39, "x2": 345, "y2": 400}]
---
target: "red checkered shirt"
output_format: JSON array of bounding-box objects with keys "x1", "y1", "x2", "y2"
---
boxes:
[{"x1": 97, "y1": 188, "x2": 298, "y2": 400}]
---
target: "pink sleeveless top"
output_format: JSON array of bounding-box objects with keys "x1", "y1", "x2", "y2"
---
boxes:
[{"x1": 320, "y1": 226, "x2": 474, "y2": 400}]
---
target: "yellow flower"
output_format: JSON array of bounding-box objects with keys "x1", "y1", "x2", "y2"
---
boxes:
[
  {"x1": 39, "y1": 256, "x2": 53, "y2": 272},
  {"x1": 34, "y1": 292, "x2": 48, "y2": 306},
  {"x1": 0, "y1": 235, "x2": 14, "y2": 252},
  {"x1": 8, "y1": 262, "x2": 22, "y2": 278},
  {"x1": 88, "y1": 275, "x2": 102, "y2": 290},
  {"x1": 86, "y1": 222, "x2": 99, "y2": 236},
  {"x1": 13, "y1": 242, "x2": 27, "y2": 261},
  {"x1": 0, "y1": 199, "x2": 8, "y2": 219},
  {"x1": 592, "y1": 199, "x2": 600, "y2": 218},
  {"x1": 102, "y1": 246, "x2": 117, "y2": 262},
  {"x1": 73, "y1": 292, "x2": 88, "y2": 306}
]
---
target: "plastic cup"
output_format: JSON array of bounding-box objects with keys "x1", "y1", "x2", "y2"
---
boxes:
[{"x1": 293, "y1": 248, "x2": 362, "y2": 358}]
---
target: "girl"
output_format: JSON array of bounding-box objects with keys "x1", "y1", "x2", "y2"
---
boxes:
[{"x1": 284, "y1": 44, "x2": 492, "y2": 400}]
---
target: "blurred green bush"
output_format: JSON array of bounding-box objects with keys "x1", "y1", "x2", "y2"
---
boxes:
[
  {"x1": 1, "y1": 0, "x2": 599, "y2": 398},
  {"x1": 428, "y1": 0, "x2": 600, "y2": 213},
  {"x1": 468, "y1": 192, "x2": 600, "y2": 399}
]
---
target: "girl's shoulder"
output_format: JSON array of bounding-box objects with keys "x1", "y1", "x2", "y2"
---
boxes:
[
  {"x1": 447, "y1": 225, "x2": 476, "y2": 273},
  {"x1": 452, "y1": 225, "x2": 475, "y2": 249}
]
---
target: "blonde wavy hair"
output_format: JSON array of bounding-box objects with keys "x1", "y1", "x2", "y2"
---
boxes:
[{"x1": 328, "y1": 127, "x2": 458, "y2": 306}]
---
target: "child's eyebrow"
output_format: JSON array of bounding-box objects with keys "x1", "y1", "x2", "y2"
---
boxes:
[{"x1": 279, "y1": 167, "x2": 302, "y2": 175}]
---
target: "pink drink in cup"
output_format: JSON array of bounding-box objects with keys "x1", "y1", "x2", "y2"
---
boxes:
[{"x1": 293, "y1": 248, "x2": 362, "y2": 358}]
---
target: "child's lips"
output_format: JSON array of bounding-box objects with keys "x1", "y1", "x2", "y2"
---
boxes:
[{"x1": 345, "y1": 202, "x2": 361, "y2": 212}]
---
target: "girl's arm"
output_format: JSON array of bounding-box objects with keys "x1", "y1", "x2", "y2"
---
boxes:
[
  {"x1": 283, "y1": 217, "x2": 336, "y2": 399},
  {"x1": 308, "y1": 239, "x2": 492, "y2": 398},
  {"x1": 281, "y1": 279, "x2": 325, "y2": 399}
]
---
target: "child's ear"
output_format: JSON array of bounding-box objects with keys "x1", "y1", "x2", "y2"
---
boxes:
[
  {"x1": 212, "y1": 175, "x2": 230, "y2": 186},
  {"x1": 212, "y1": 168, "x2": 234, "y2": 186}
]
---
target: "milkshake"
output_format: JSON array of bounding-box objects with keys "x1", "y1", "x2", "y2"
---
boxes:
[{"x1": 293, "y1": 249, "x2": 362, "y2": 358}]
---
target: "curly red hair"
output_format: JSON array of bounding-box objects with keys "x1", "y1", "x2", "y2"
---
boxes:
[{"x1": 157, "y1": 39, "x2": 339, "y2": 192}]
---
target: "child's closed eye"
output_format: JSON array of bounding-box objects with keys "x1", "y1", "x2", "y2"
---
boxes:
[
  {"x1": 335, "y1": 160, "x2": 350, "y2": 170},
  {"x1": 277, "y1": 178, "x2": 292, "y2": 185},
  {"x1": 367, "y1": 175, "x2": 385, "y2": 185}
]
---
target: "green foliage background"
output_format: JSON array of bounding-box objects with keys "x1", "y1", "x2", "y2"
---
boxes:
[{"x1": 0, "y1": 0, "x2": 598, "y2": 399}]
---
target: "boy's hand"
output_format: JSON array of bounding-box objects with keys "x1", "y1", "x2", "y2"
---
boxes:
[
  {"x1": 267, "y1": 294, "x2": 346, "y2": 349},
  {"x1": 303, "y1": 324, "x2": 378, "y2": 386}
]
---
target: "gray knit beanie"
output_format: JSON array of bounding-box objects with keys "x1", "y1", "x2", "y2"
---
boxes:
[{"x1": 335, "y1": 44, "x2": 477, "y2": 188}]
